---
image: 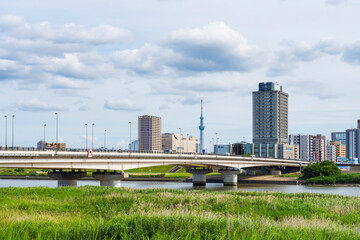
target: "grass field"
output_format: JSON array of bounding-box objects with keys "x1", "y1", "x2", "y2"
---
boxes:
[{"x1": 1, "y1": 187, "x2": 360, "y2": 239}]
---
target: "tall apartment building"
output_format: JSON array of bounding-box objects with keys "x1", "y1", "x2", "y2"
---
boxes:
[
  {"x1": 346, "y1": 128, "x2": 360, "y2": 160},
  {"x1": 327, "y1": 145, "x2": 336, "y2": 162},
  {"x1": 253, "y1": 82, "x2": 288, "y2": 144},
  {"x1": 311, "y1": 134, "x2": 327, "y2": 162},
  {"x1": 138, "y1": 115, "x2": 162, "y2": 151},
  {"x1": 289, "y1": 134, "x2": 312, "y2": 161}
]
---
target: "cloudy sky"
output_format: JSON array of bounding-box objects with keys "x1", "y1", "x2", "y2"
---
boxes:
[{"x1": 1, "y1": 0, "x2": 360, "y2": 150}]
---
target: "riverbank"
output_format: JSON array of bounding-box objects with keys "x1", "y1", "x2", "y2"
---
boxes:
[
  {"x1": 1, "y1": 186, "x2": 360, "y2": 239},
  {"x1": 0, "y1": 174, "x2": 302, "y2": 184}
]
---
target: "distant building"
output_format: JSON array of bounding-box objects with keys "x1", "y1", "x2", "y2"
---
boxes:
[
  {"x1": 294, "y1": 145, "x2": 300, "y2": 160},
  {"x1": 129, "y1": 140, "x2": 138, "y2": 151},
  {"x1": 138, "y1": 115, "x2": 162, "y2": 151},
  {"x1": 289, "y1": 134, "x2": 312, "y2": 161},
  {"x1": 161, "y1": 133, "x2": 199, "y2": 153},
  {"x1": 311, "y1": 134, "x2": 327, "y2": 162},
  {"x1": 37, "y1": 141, "x2": 66, "y2": 150},
  {"x1": 214, "y1": 144, "x2": 232, "y2": 155},
  {"x1": 331, "y1": 132, "x2": 346, "y2": 145},
  {"x1": 346, "y1": 128, "x2": 360, "y2": 160},
  {"x1": 253, "y1": 82, "x2": 288, "y2": 145},
  {"x1": 250, "y1": 143, "x2": 295, "y2": 159},
  {"x1": 327, "y1": 145, "x2": 336, "y2": 161},
  {"x1": 329, "y1": 141, "x2": 346, "y2": 159}
]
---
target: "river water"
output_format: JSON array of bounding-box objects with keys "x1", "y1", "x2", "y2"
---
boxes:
[{"x1": 1, "y1": 179, "x2": 360, "y2": 197}]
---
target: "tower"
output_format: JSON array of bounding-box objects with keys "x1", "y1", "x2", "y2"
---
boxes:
[
  {"x1": 199, "y1": 100, "x2": 205, "y2": 153},
  {"x1": 253, "y1": 82, "x2": 288, "y2": 144}
]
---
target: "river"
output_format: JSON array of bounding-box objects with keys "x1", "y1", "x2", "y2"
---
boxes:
[{"x1": 0, "y1": 179, "x2": 360, "y2": 196}]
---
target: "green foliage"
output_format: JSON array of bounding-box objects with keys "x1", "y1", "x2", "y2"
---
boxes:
[
  {"x1": 306, "y1": 173, "x2": 360, "y2": 184},
  {"x1": 14, "y1": 168, "x2": 25, "y2": 172},
  {"x1": 1, "y1": 187, "x2": 360, "y2": 239},
  {"x1": 301, "y1": 160, "x2": 341, "y2": 180}
]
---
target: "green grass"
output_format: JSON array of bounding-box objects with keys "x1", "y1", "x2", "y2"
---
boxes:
[
  {"x1": 125, "y1": 165, "x2": 175, "y2": 173},
  {"x1": 1, "y1": 187, "x2": 360, "y2": 239},
  {"x1": 164, "y1": 173, "x2": 191, "y2": 178},
  {"x1": 0, "y1": 168, "x2": 48, "y2": 176},
  {"x1": 276, "y1": 173, "x2": 301, "y2": 178}
]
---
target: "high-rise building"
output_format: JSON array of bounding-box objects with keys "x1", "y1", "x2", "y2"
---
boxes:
[
  {"x1": 311, "y1": 134, "x2": 327, "y2": 162},
  {"x1": 138, "y1": 115, "x2": 162, "y2": 151},
  {"x1": 346, "y1": 128, "x2": 360, "y2": 160},
  {"x1": 253, "y1": 82, "x2": 288, "y2": 144},
  {"x1": 289, "y1": 134, "x2": 312, "y2": 161},
  {"x1": 331, "y1": 132, "x2": 346, "y2": 145},
  {"x1": 327, "y1": 145, "x2": 336, "y2": 161}
]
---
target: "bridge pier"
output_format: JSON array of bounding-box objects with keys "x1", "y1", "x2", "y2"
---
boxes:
[
  {"x1": 186, "y1": 169, "x2": 213, "y2": 185},
  {"x1": 92, "y1": 171, "x2": 124, "y2": 187},
  {"x1": 48, "y1": 170, "x2": 87, "y2": 187},
  {"x1": 218, "y1": 169, "x2": 240, "y2": 186},
  {"x1": 270, "y1": 168, "x2": 282, "y2": 175}
]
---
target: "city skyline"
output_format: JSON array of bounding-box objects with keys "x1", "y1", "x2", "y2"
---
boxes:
[{"x1": 1, "y1": 0, "x2": 360, "y2": 149}]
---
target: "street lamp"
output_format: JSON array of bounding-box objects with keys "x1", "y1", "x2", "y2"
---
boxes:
[
  {"x1": 212, "y1": 138, "x2": 214, "y2": 154},
  {"x1": 92, "y1": 123, "x2": 94, "y2": 150},
  {"x1": 129, "y1": 122, "x2": 132, "y2": 152},
  {"x1": 104, "y1": 129, "x2": 106, "y2": 150},
  {"x1": 44, "y1": 124, "x2": 46, "y2": 143},
  {"x1": 85, "y1": 123, "x2": 88, "y2": 150},
  {"x1": 179, "y1": 128, "x2": 182, "y2": 155},
  {"x1": 55, "y1": 113, "x2": 58, "y2": 151},
  {"x1": 4, "y1": 115, "x2": 7, "y2": 150},
  {"x1": 12, "y1": 115, "x2": 15, "y2": 149},
  {"x1": 187, "y1": 134, "x2": 189, "y2": 153}
]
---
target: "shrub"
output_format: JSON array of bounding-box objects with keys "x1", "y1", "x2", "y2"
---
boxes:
[{"x1": 301, "y1": 160, "x2": 341, "y2": 180}]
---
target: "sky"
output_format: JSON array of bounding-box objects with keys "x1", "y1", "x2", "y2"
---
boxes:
[{"x1": 1, "y1": 0, "x2": 360, "y2": 150}]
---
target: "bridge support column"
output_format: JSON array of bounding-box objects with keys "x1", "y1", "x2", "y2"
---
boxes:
[
  {"x1": 270, "y1": 168, "x2": 282, "y2": 175},
  {"x1": 92, "y1": 171, "x2": 124, "y2": 187},
  {"x1": 186, "y1": 169, "x2": 213, "y2": 185},
  {"x1": 48, "y1": 170, "x2": 87, "y2": 187},
  {"x1": 218, "y1": 169, "x2": 240, "y2": 186}
]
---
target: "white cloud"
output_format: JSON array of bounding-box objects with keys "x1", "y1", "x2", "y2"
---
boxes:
[
  {"x1": 267, "y1": 40, "x2": 343, "y2": 77},
  {"x1": 165, "y1": 22, "x2": 263, "y2": 72},
  {"x1": 325, "y1": 0, "x2": 347, "y2": 5},
  {"x1": 104, "y1": 99, "x2": 145, "y2": 111},
  {"x1": 15, "y1": 99, "x2": 68, "y2": 112},
  {"x1": 0, "y1": 15, "x2": 132, "y2": 44},
  {"x1": 111, "y1": 22, "x2": 263, "y2": 75},
  {"x1": 111, "y1": 44, "x2": 174, "y2": 75}
]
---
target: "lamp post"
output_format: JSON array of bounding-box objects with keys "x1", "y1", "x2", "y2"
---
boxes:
[
  {"x1": 129, "y1": 122, "x2": 131, "y2": 152},
  {"x1": 179, "y1": 128, "x2": 182, "y2": 155},
  {"x1": 212, "y1": 138, "x2": 214, "y2": 154},
  {"x1": 85, "y1": 123, "x2": 88, "y2": 150},
  {"x1": 4, "y1": 115, "x2": 7, "y2": 150},
  {"x1": 43, "y1": 123, "x2": 46, "y2": 143},
  {"x1": 187, "y1": 134, "x2": 189, "y2": 153},
  {"x1": 104, "y1": 129, "x2": 106, "y2": 150},
  {"x1": 55, "y1": 113, "x2": 58, "y2": 151},
  {"x1": 92, "y1": 123, "x2": 94, "y2": 150},
  {"x1": 12, "y1": 115, "x2": 15, "y2": 149}
]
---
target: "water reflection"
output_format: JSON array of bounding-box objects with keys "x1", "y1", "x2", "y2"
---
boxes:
[{"x1": 0, "y1": 179, "x2": 359, "y2": 197}]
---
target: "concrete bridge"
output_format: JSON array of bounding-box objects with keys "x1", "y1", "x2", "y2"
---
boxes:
[{"x1": 0, "y1": 150, "x2": 309, "y2": 187}]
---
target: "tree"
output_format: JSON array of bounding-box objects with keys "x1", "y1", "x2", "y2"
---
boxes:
[{"x1": 301, "y1": 160, "x2": 341, "y2": 180}]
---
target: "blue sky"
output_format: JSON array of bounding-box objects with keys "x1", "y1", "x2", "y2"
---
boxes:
[{"x1": 1, "y1": 0, "x2": 360, "y2": 150}]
